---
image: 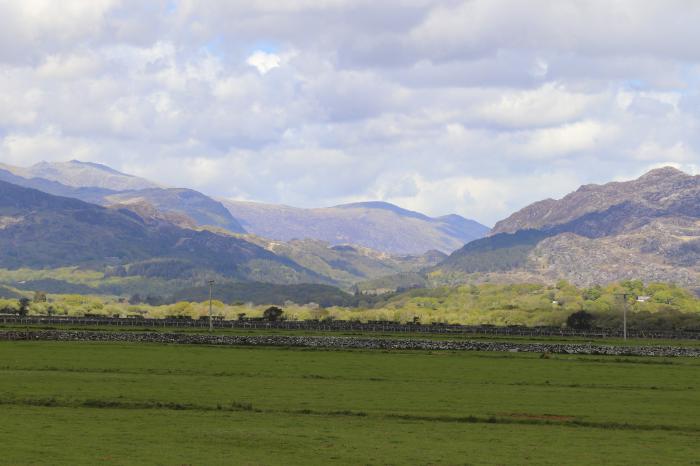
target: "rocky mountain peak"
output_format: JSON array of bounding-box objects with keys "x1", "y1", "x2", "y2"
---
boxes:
[
  {"x1": 492, "y1": 167, "x2": 698, "y2": 235},
  {"x1": 441, "y1": 166, "x2": 700, "y2": 289},
  {"x1": 637, "y1": 166, "x2": 689, "y2": 181}
]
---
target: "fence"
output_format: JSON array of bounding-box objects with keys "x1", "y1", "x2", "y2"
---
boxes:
[{"x1": 1, "y1": 315, "x2": 699, "y2": 340}]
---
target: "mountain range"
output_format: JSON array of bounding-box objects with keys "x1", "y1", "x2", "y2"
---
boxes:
[
  {"x1": 0, "y1": 179, "x2": 325, "y2": 285},
  {"x1": 0, "y1": 162, "x2": 454, "y2": 291},
  {"x1": 435, "y1": 167, "x2": 700, "y2": 292},
  {"x1": 0, "y1": 162, "x2": 246, "y2": 234},
  {"x1": 0, "y1": 160, "x2": 488, "y2": 255},
  {"x1": 1, "y1": 160, "x2": 698, "y2": 296},
  {"x1": 221, "y1": 200, "x2": 488, "y2": 254}
]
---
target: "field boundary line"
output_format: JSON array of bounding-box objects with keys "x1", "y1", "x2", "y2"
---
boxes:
[
  {"x1": 1, "y1": 330, "x2": 700, "y2": 357},
  {"x1": 1, "y1": 396, "x2": 697, "y2": 434}
]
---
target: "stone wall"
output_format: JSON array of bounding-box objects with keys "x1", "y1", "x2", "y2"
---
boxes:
[{"x1": 1, "y1": 330, "x2": 698, "y2": 357}]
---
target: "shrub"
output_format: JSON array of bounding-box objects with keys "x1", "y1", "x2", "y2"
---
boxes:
[
  {"x1": 566, "y1": 310, "x2": 594, "y2": 330},
  {"x1": 263, "y1": 306, "x2": 284, "y2": 321}
]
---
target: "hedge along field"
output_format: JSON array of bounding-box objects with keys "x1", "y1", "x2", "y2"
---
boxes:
[{"x1": 0, "y1": 341, "x2": 699, "y2": 465}]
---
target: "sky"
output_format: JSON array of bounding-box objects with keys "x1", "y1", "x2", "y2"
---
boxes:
[{"x1": 0, "y1": 0, "x2": 699, "y2": 225}]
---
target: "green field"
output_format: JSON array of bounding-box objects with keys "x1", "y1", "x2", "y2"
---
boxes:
[{"x1": 1, "y1": 341, "x2": 699, "y2": 465}]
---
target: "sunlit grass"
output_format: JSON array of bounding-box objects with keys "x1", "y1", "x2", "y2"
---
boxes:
[{"x1": 0, "y1": 341, "x2": 698, "y2": 464}]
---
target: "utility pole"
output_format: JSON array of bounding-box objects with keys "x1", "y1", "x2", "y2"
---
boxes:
[
  {"x1": 208, "y1": 280, "x2": 215, "y2": 333},
  {"x1": 615, "y1": 293, "x2": 632, "y2": 340}
]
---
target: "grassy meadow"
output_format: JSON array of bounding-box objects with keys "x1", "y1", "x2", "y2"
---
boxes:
[{"x1": 0, "y1": 340, "x2": 699, "y2": 465}]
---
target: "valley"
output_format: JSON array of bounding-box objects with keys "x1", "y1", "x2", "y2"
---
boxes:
[
  {"x1": 3, "y1": 5, "x2": 699, "y2": 465},
  {"x1": 1, "y1": 161, "x2": 699, "y2": 334}
]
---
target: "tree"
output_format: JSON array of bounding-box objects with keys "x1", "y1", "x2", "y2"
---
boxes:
[
  {"x1": 18, "y1": 298, "x2": 31, "y2": 317},
  {"x1": 33, "y1": 291, "x2": 47, "y2": 303},
  {"x1": 556, "y1": 279, "x2": 572, "y2": 290},
  {"x1": 582, "y1": 286, "x2": 602, "y2": 301},
  {"x1": 566, "y1": 310, "x2": 594, "y2": 330},
  {"x1": 145, "y1": 295, "x2": 164, "y2": 306},
  {"x1": 263, "y1": 306, "x2": 284, "y2": 322}
]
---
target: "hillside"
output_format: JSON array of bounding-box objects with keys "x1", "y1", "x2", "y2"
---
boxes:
[
  {"x1": 0, "y1": 165, "x2": 116, "y2": 204},
  {"x1": 170, "y1": 282, "x2": 356, "y2": 307},
  {"x1": 3, "y1": 160, "x2": 488, "y2": 254},
  {"x1": 243, "y1": 236, "x2": 446, "y2": 288},
  {"x1": 491, "y1": 167, "x2": 700, "y2": 234},
  {"x1": 0, "y1": 180, "x2": 323, "y2": 285},
  {"x1": 104, "y1": 189, "x2": 245, "y2": 233},
  {"x1": 221, "y1": 200, "x2": 489, "y2": 254},
  {"x1": 435, "y1": 167, "x2": 700, "y2": 290},
  {"x1": 0, "y1": 160, "x2": 488, "y2": 290},
  {"x1": 0, "y1": 163, "x2": 246, "y2": 234},
  {"x1": 0, "y1": 179, "x2": 447, "y2": 293},
  {"x1": 2, "y1": 160, "x2": 159, "y2": 191}
]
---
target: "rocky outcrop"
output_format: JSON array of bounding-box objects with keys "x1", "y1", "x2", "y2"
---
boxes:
[
  {"x1": 492, "y1": 167, "x2": 700, "y2": 235},
  {"x1": 437, "y1": 167, "x2": 700, "y2": 288},
  {"x1": 1, "y1": 330, "x2": 698, "y2": 357}
]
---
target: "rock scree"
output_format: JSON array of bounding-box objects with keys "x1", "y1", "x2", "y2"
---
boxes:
[{"x1": 1, "y1": 330, "x2": 699, "y2": 357}]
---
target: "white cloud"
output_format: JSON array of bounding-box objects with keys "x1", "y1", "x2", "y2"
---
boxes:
[
  {"x1": 475, "y1": 84, "x2": 599, "y2": 128},
  {"x1": 410, "y1": 0, "x2": 700, "y2": 62},
  {"x1": 246, "y1": 51, "x2": 281, "y2": 74},
  {"x1": 523, "y1": 120, "x2": 614, "y2": 158},
  {"x1": 0, "y1": 0, "x2": 121, "y2": 62},
  {"x1": 0, "y1": 127, "x2": 95, "y2": 166},
  {"x1": 631, "y1": 142, "x2": 698, "y2": 162}
]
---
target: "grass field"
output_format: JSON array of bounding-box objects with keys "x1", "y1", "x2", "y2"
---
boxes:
[{"x1": 1, "y1": 341, "x2": 699, "y2": 465}]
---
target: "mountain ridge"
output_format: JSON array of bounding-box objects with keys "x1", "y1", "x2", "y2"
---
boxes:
[
  {"x1": 221, "y1": 199, "x2": 489, "y2": 254},
  {"x1": 2, "y1": 161, "x2": 488, "y2": 254},
  {"x1": 492, "y1": 167, "x2": 698, "y2": 234},
  {"x1": 0, "y1": 163, "x2": 245, "y2": 233},
  {"x1": 436, "y1": 167, "x2": 700, "y2": 289},
  {"x1": 15, "y1": 160, "x2": 160, "y2": 191},
  {"x1": 0, "y1": 178, "x2": 450, "y2": 290},
  {"x1": 0, "y1": 179, "x2": 325, "y2": 285}
]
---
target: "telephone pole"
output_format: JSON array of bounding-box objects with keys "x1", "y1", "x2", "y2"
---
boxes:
[
  {"x1": 208, "y1": 280, "x2": 215, "y2": 333},
  {"x1": 615, "y1": 293, "x2": 632, "y2": 340}
]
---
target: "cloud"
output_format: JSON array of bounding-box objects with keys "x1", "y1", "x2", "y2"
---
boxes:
[
  {"x1": 0, "y1": 126, "x2": 96, "y2": 165},
  {"x1": 474, "y1": 84, "x2": 600, "y2": 128},
  {"x1": 522, "y1": 120, "x2": 614, "y2": 158},
  {"x1": 631, "y1": 142, "x2": 698, "y2": 163},
  {"x1": 246, "y1": 50, "x2": 281, "y2": 74},
  {"x1": 0, "y1": 0, "x2": 699, "y2": 225}
]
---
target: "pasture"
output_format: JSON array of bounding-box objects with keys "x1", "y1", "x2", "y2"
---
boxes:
[{"x1": 0, "y1": 340, "x2": 699, "y2": 465}]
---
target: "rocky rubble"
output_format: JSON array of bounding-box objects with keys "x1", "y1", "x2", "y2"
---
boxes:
[{"x1": 1, "y1": 330, "x2": 698, "y2": 357}]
